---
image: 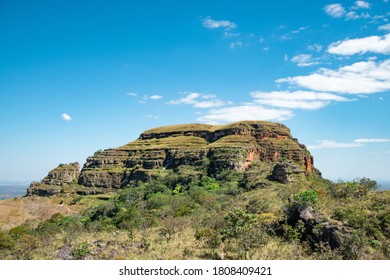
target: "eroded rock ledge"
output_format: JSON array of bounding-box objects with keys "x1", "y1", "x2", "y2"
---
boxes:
[{"x1": 28, "y1": 163, "x2": 80, "y2": 196}]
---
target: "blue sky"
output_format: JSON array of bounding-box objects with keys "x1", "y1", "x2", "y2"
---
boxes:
[{"x1": 1, "y1": 0, "x2": 390, "y2": 182}]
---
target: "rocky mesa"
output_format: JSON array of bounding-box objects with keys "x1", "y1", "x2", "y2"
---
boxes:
[{"x1": 28, "y1": 120, "x2": 320, "y2": 195}]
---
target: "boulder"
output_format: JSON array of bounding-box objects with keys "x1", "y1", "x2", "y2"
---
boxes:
[{"x1": 292, "y1": 206, "x2": 343, "y2": 249}]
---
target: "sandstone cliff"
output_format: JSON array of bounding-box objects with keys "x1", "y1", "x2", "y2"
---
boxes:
[
  {"x1": 28, "y1": 162, "x2": 80, "y2": 196},
  {"x1": 28, "y1": 121, "x2": 319, "y2": 195}
]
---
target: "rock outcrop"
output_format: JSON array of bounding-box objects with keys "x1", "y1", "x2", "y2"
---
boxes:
[
  {"x1": 288, "y1": 206, "x2": 347, "y2": 250},
  {"x1": 270, "y1": 162, "x2": 307, "y2": 184},
  {"x1": 78, "y1": 121, "x2": 317, "y2": 188},
  {"x1": 27, "y1": 163, "x2": 80, "y2": 196},
  {"x1": 28, "y1": 121, "x2": 320, "y2": 195}
]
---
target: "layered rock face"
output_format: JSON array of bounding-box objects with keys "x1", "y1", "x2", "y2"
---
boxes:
[
  {"x1": 28, "y1": 163, "x2": 80, "y2": 196},
  {"x1": 77, "y1": 121, "x2": 317, "y2": 188},
  {"x1": 28, "y1": 121, "x2": 319, "y2": 195}
]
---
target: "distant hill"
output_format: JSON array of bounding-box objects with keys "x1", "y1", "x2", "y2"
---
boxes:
[
  {"x1": 378, "y1": 181, "x2": 390, "y2": 191},
  {"x1": 0, "y1": 183, "x2": 28, "y2": 200}
]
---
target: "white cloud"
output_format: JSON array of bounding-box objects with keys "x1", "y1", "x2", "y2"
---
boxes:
[
  {"x1": 308, "y1": 137, "x2": 390, "y2": 149},
  {"x1": 128, "y1": 92, "x2": 165, "y2": 104},
  {"x1": 308, "y1": 44, "x2": 323, "y2": 52},
  {"x1": 328, "y1": 33, "x2": 390, "y2": 55},
  {"x1": 202, "y1": 17, "x2": 237, "y2": 30},
  {"x1": 280, "y1": 26, "x2": 309, "y2": 41},
  {"x1": 137, "y1": 94, "x2": 164, "y2": 103},
  {"x1": 168, "y1": 92, "x2": 199, "y2": 104},
  {"x1": 345, "y1": 11, "x2": 370, "y2": 19},
  {"x1": 201, "y1": 94, "x2": 216, "y2": 99},
  {"x1": 354, "y1": 138, "x2": 390, "y2": 143},
  {"x1": 149, "y1": 95, "x2": 164, "y2": 100},
  {"x1": 378, "y1": 23, "x2": 390, "y2": 31},
  {"x1": 291, "y1": 54, "x2": 319, "y2": 67},
  {"x1": 138, "y1": 95, "x2": 149, "y2": 104},
  {"x1": 194, "y1": 100, "x2": 226, "y2": 108},
  {"x1": 167, "y1": 92, "x2": 225, "y2": 108},
  {"x1": 324, "y1": 2, "x2": 372, "y2": 20},
  {"x1": 224, "y1": 32, "x2": 240, "y2": 38},
  {"x1": 284, "y1": 54, "x2": 289, "y2": 61},
  {"x1": 277, "y1": 59, "x2": 390, "y2": 94},
  {"x1": 61, "y1": 113, "x2": 72, "y2": 122},
  {"x1": 230, "y1": 41, "x2": 243, "y2": 49},
  {"x1": 126, "y1": 92, "x2": 137, "y2": 96},
  {"x1": 145, "y1": 114, "x2": 160, "y2": 119},
  {"x1": 354, "y1": 1, "x2": 371, "y2": 9},
  {"x1": 308, "y1": 140, "x2": 363, "y2": 149},
  {"x1": 324, "y1": 4, "x2": 346, "y2": 18},
  {"x1": 291, "y1": 26, "x2": 309, "y2": 34},
  {"x1": 250, "y1": 90, "x2": 348, "y2": 110},
  {"x1": 197, "y1": 105, "x2": 294, "y2": 124}
]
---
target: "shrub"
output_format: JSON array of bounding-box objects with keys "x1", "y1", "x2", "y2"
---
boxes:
[
  {"x1": 70, "y1": 195, "x2": 83, "y2": 205},
  {"x1": 337, "y1": 230, "x2": 366, "y2": 260},
  {"x1": 0, "y1": 232, "x2": 15, "y2": 250},
  {"x1": 174, "y1": 205, "x2": 192, "y2": 217},
  {"x1": 37, "y1": 213, "x2": 65, "y2": 236},
  {"x1": 143, "y1": 180, "x2": 170, "y2": 199},
  {"x1": 72, "y1": 242, "x2": 90, "y2": 259},
  {"x1": 14, "y1": 234, "x2": 41, "y2": 260},
  {"x1": 328, "y1": 178, "x2": 377, "y2": 199},
  {"x1": 356, "y1": 177, "x2": 377, "y2": 191},
  {"x1": 146, "y1": 193, "x2": 172, "y2": 210},
  {"x1": 245, "y1": 198, "x2": 270, "y2": 214},
  {"x1": 159, "y1": 227, "x2": 177, "y2": 243},
  {"x1": 9, "y1": 225, "x2": 30, "y2": 239},
  {"x1": 283, "y1": 220, "x2": 305, "y2": 241},
  {"x1": 381, "y1": 213, "x2": 390, "y2": 238},
  {"x1": 89, "y1": 201, "x2": 120, "y2": 221},
  {"x1": 293, "y1": 190, "x2": 318, "y2": 208},
  {"x1": 195, "y1": 228, "x2": 222, "y2": 256},
  {"x1": 118, "y1": 187, "x2": 145, "y2": 206},
  {"x1": 114, "y1": 205, "x2": 141, "y2": 230},
  {"x1": 333, "y1": 205, "x2": 366, "y2": 228},
  {"x1": 200, "y1": 176, "x2": 220, "y2": 191},
  {"x1": 221, "y1": 208, "x2": 258, "y2": 239},
  {"x1": 236, "y1": 225, "x2": 269, "y2": 259},
  {"x1": 215, "y1": 169, "x2": 243, "y2": 186},
  {"x1": 172, "y1": 184, "x2": 183, "y2": 195}
]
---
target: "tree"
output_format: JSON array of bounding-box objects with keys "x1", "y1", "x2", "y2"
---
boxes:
[{"x1": 221, "y1": 208, "x2": 258, "y2": 239}]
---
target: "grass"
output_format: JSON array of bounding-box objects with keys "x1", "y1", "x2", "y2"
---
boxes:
[
  {"x1": 0, "y1": 191, "x2": 118, "y2": 232},
  {"x1": 120, "y1": 136, "x2": 208, "y2": 150},
  {"x1": 141, "y1": 120, "x2": 290, "y2": 137},
  {"x1": 208, "y1": 135, "x2": 255, "y2": 148},
  {"x1": 1, "y1": 175, "x2": 389, "y2": 260}
]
